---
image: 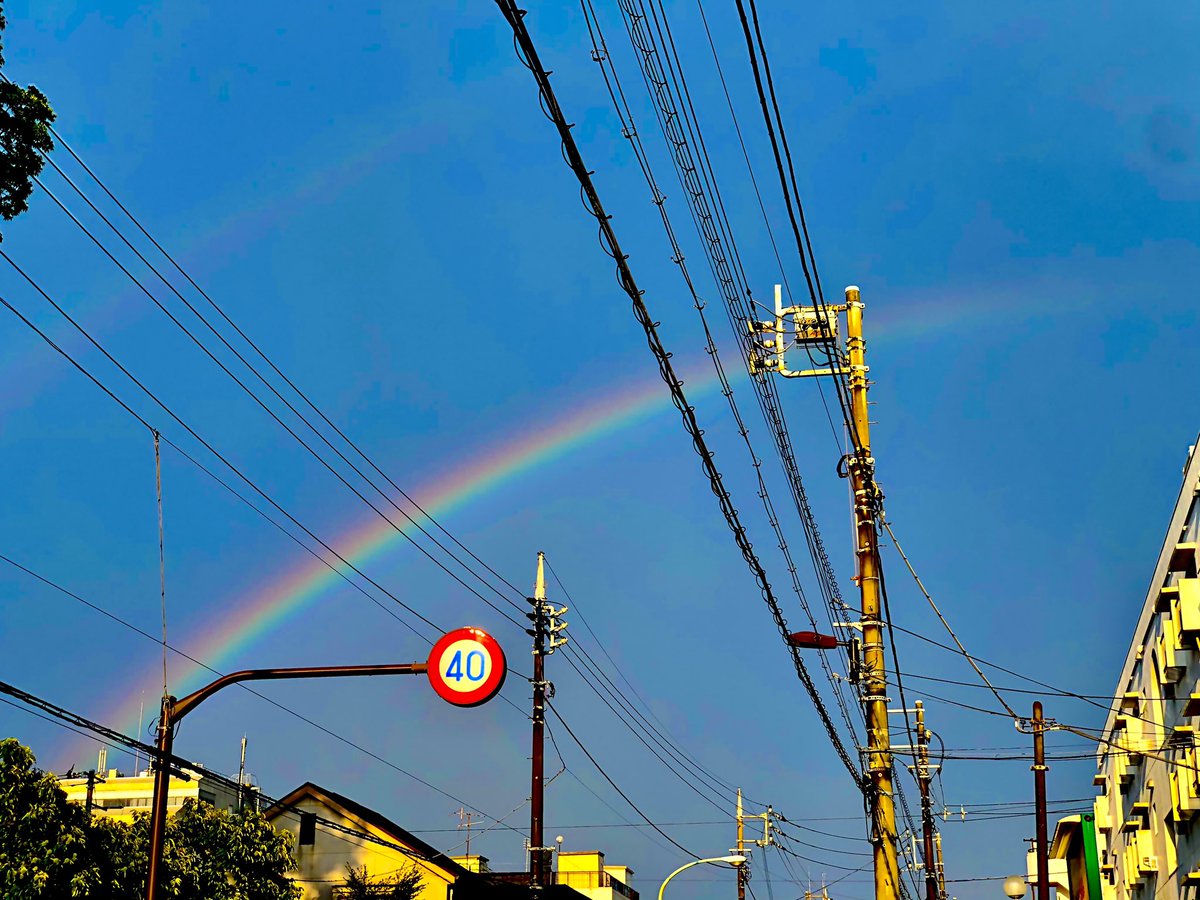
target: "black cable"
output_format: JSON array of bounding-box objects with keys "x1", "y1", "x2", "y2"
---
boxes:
[
  {"x1": 587, "y1": 0, "x2": 860, "y2": 749},
  {"x1": 545, "y1": 700, "x2": 700, "y2": 857},
  {"x1": 0, "y1": 551, "x2": 531, "y2": 815},
  {"x1": 560, "y1": 647, "x2": 733, "y2": 814},
  {"x1": 35, "y1": 158, "x2": 527, "y2": 620},
  {"x1": 0, "y1": 676, "x2": 522, "y2": 849},
  {"x1": 0, "y1": 277, "x2": 543, "y2": 710},
  {"x1": 0, "y1": 262, "x2": 548, "y2": 669},
  {"x1": 24, "y1": 177, "x2": 529, "y2": 630},
  {"x1": 545, "y1": 557, "x2": 754, "y2": 804},
  {"x1": 25, "y1": 107, "x2": 531, "y2": 609},
  {"x1": 493, "y1": 0, "x2": 859, "y2": 784}
]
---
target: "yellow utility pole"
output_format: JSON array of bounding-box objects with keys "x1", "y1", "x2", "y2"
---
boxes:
[
  {"x1": 748, "y1": 285, "x2": 899, "y2": 900},
  {"x1": 732, "y1": 787, "x2": 772, "y2": 900},
  {"x1": 737, "y1": 789, "x2": 746, "y2": 900},
  {"x1": 845, "y1": 287, "x2": 900, "y2": 900}
]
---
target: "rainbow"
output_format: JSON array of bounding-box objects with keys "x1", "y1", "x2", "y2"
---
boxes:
[{"x1": 76, "y1": 363, "x2": 730, "y2": 762}]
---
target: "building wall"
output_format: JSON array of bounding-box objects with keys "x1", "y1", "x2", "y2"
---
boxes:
[
  {"x1": 271, "y1": 797, "x2": 457, "y2": 900},
  {"x1": 556, "y1": 851, "x2": 636, "y2": 900},
  {"x1": 1093, "y1": 442, "x2": 1200, "y2": 900},
  {"x1": 58, "y1": 768, "x2": 243, "y2": 821}
]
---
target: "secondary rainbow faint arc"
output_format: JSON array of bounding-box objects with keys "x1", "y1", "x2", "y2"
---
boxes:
[{"x1": 92, "y1": 366, "x2": 729, "y2": 747}]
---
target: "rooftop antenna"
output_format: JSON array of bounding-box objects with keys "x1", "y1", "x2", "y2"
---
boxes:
[
  {"x1": 238, "y1": 736, "x2": 248, "y2": 811},
  {"x1": 97, "y1": 746, "x2": 107, "y2": 773},
  {"x1": 134, "y1": 693, "x2": 145, "y2": 773},
  {"x1": 456, "y1": 807, "x2": 479, "y2": 856}
]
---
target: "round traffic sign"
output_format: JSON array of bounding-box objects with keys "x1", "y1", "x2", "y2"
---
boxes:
[{"x1": 426, "y1": 627, "x2": 507, "y2": 707}]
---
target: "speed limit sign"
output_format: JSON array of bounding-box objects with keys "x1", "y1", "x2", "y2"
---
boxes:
[{"x1": 426, "y1": 627, "x2": 507, "y2": 707}]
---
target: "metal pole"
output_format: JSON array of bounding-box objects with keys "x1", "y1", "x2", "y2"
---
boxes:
[
  {"x1": 144, "y1": 662, "x2": 426, "y2": 900},
  {"x1": 934, "y1": 832, "x2": 946, "y2": 900},
  {"x1": 146, "y1": 695, "x2": 174, "y2": 900},
  {"x1": 85, "y1": 770, "x2": 96, "y2": 819},
  {"x1": 915, "y1": 702, "x2": 937, "y2": 900},
  {"x1": 1033, "y1": 701, "x2": 1049, "y2": 900},
  {"x1": 530, "y1": 552, "x2": 548, "y2": 888},
  {"x1": 845, "y1": 286, "x2": 900, "y2": 900}
]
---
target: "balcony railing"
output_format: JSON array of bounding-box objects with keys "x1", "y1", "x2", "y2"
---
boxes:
[{"x1": 487, "y1": 870, "x2": 638, "y2": 900}]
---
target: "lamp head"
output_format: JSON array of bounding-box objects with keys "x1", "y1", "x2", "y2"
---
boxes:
[
  {"x1": 1003, "y1": 876, "x2": 1027, "y2": 899},
  {"x1": 720, "y1": 855, "x2": 747, "y2": 866}
]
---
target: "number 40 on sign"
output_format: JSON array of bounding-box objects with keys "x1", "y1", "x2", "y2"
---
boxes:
[{"x1": 426, "y1": 627, "x2": 507, "y2": 707}]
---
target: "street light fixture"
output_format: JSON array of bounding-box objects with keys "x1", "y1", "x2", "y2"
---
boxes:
[
  {"x1": 1003, "y1": 876, "x2": 1027, "y2": 899},
  {"x1": 786, "y1": 631, "x2": 840, "y2": 650},
  {"x1": 658, "y1": 855, "x2": 747, "y2": 900}
]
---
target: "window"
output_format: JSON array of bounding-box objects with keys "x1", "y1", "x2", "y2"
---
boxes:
[{"x1": 299, "y1": 813, "x2": 316, "y2": 846}]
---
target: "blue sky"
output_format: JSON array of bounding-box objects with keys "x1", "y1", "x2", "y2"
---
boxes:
[{"x1": 1, "y1": 2, "x2": 1198, "y2": 899}]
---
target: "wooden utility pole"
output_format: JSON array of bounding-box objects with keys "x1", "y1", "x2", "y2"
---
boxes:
[{"x1": 1032, "y1": 702, "x2": 1050, "y2": 900}]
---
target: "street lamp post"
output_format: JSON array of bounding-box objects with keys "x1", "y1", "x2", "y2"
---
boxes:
[
  {"x1": 657, "y1": 855, "x2": 747, "y2": 900},
  {"x1": 145, "y1": 662, "x2": 428, "y2": 900}
]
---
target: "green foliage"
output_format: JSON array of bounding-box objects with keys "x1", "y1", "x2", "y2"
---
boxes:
[
  {"x1": 154, "y1": 800, "x2": 301, "y2": 900},
  {"x1": 343, "y1": 862, "x2": 423, "y2": 900},
  {"x1": 0, "y1": 0, "x2": 56, "y2": 238},
  {"x1": 0, "y1": 738, "x2": 97, "y2": 898},
  {"x1": 0, "y1": 738, "x2": 301, "y2": 900}
]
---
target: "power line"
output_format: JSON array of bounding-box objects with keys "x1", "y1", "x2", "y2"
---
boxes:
[
  {"x1": 590, "y1": 0, "x2": 861, "y2": 751},
  {"x1": 28, "y1": 172, "x2": 528, "y2": 630},
  {"x1": 544, "y1": 556, "x2": 755, "y2": 806},
  {"x1": 27, "y1": 116, "x2": 531, "y2": 621},
  {"x1": 492, "y1": 0, "x2": 860, "y2": 784},
  {"x1": 0, "y1": 551, "x2": 526, "y2": 820},
  {"x1": 0, "y1": 676, "x2": 520, "y2": 853},
  {"x1": 546, "y1": 700, "x2": 700, "y2": 858}
]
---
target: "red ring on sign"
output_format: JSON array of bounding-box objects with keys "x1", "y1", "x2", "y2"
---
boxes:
[{"x1": 427, "y1": 627, "x2": 507, "y2": 707}]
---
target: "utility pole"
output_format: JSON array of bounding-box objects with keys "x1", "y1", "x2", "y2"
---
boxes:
[
  {"x1": 913, "y1": 702, "x2": 939, "y2": 900},
  {"x1": 736, "y1": 789, "x2": 746, "y2": 900},
  {"x1": 1032, "y1": 701, "x2": 1049, "y2": 900},
  {"x1": 85, "y1": 769, "x2": 98, "y2": 818},
  {"x1": 749, "y1": 285, "x2": 899, "y2": 900},
  {"x1": 732, "y1": 788, "x2": 772, "y2": 900},
  {"x1": 526, "y1": 552, "x2": 568, "y2": 889},
  {"x1": 934, "y1": 832, "x2": 946, "y2": 900}
]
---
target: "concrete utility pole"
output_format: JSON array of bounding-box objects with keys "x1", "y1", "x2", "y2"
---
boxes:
[
  {"x1": 934, "y1": 831, "x2": 946, "y2": 900},
  {"x1": 732, "y1": 791, "x2": 772, "y2": 900},
  {"x1": 527, "y1": 552, "x2": 568, "y2": 889},
  {"x1": 1032, "y1": 702, "x2": 1050, "y2": 900},
  {"x1": 749, "y1": 285, "x2": 900, "y2": 900},
  {"x1": 736, "y1": 789, "x2": 746, "y2": 900}
]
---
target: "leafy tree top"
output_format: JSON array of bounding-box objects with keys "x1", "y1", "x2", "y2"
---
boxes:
[{"x1": 0, "y1": 0, "x2": 55, "y2": 238}]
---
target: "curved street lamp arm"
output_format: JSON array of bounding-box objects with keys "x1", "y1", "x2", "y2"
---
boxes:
[
  {"x1": 658, "y1": 857, "x2": 746, "y2": 900},
  {"x1": 171, "y1": 662, "x2": 428, "y2": 721}
]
